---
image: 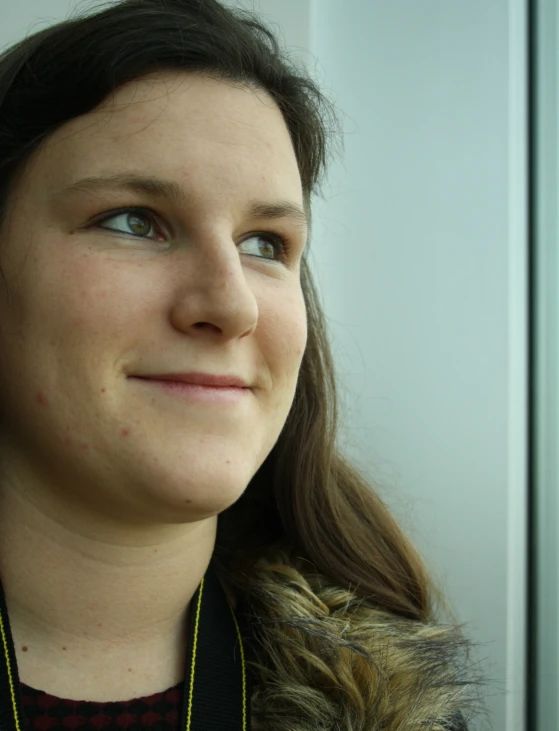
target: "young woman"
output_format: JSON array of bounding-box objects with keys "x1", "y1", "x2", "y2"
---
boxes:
[{"x1": 0, "y1": 0, "x2": 488, "y2": 728}]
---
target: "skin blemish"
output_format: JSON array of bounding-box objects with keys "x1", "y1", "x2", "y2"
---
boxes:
[
  {"x1": 36, "y1": 391, "x2": 49, "y2": 406},
  {"x1": 100, "y1": 388, "x2": 106, "y2": 393},
  {"x1": 62, "y1": 647, "x2": 67, "y2": 651},
  {"x1": 22, "y1": 646, "x2": 28, "y2": 652},
  {"x1": 122, "y1": 427, "x2": 131, "y2": 436}
]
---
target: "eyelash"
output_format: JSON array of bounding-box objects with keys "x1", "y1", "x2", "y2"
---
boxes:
[{"x1": 91, "y1": 206, "x2": 292, "y2": 264}]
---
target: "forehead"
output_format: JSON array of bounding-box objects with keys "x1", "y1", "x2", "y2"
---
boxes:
[{"x1": 37, "y1": 73, "x2": 303, "y2": 204}]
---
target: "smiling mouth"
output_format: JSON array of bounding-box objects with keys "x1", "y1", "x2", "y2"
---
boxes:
[{"x1": 131, "y1": 376, "x2": 249, "y2": 404}]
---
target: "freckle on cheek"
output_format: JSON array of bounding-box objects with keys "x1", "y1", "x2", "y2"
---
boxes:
[
  {"x1": 122, "y1": 427, "x2": 131, "y2": 436},
  {"x1": 36, "y1": 391, "x2": 49, "y2": 406},
  {"x1": 22, "y1": 646, "x2": 28, "y2": 652}
]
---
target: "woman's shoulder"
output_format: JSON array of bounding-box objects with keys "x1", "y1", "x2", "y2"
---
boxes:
[
  {"x1": 239, "y1": 588, "x2": 487, "y2": 731},
  {"x1": 340, "y1": 605, "x2": 485, "y2": 730}
]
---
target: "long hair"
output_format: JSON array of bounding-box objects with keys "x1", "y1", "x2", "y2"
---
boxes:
[{"x1": 0, "y1": 2, "x2": 486, "y2": 728}]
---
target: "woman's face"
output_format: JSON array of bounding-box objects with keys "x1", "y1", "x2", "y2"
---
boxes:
[{"x1": 0, "y1": 72, "x2": 308, "y2": 528}]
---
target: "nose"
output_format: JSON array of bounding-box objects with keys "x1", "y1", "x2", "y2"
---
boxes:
[{"x1": 169, "y1": 232, "x2": 259, "y2": 340}]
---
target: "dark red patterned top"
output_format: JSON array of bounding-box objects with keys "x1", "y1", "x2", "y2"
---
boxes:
[{"x1": 20, "y1": 680, "x2": 184, "y2": 731}]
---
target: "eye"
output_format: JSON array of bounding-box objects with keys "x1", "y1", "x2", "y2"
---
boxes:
[
  {"x1": 92, "y1": 207, "x2": 293, "y2": 263},
  {"x1": 93, "y1": 208, "x2": 164, "y2": 241},
  {"x1": 238, "y1": 232, "x2": 291, "y2": 263}
]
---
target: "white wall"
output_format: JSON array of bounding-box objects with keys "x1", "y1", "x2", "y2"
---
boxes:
[{"x1": 3, "y1": 2, "x2": 527, "y2": 730}]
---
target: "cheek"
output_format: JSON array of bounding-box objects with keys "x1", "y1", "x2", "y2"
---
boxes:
[
  {"x1": 43, "y1": 257, "x2": 148, "y2": 350},
  {"x1": 262, "y1": 290, "x2": 307, "y2": 381},
  {"x1": 291, "y1": 288, "x2": 308, "y2": 358},
  {"x1": 256, "y1": 295, "x2": 306, "y2": 455},
  {"x1": 0, "y1": 252, "x2": 129, "y2": 405}
]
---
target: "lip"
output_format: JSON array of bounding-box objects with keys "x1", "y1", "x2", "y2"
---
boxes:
[
  {"x1": 132, "y1": 377, "x2": 249, "y2": 404},
  {"x1": 133, "y1": 372, "x2": 250, "y2": 388}
]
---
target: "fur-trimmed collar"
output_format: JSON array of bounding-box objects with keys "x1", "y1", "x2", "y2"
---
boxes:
[{"x1": 232, "y1": 560, "x2": 489, "y2": 731}]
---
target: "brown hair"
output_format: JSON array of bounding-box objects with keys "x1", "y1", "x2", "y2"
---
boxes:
[{"x1": 0, "y1": 3, "x2": 487, "y2": 727}]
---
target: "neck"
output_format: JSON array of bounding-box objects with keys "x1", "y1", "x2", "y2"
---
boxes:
[{"x1": 0, "y1": 482, "x2": 219, "y2": 697}]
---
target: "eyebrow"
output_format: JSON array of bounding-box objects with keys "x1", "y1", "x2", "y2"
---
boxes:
[{"x1": 59, "y1": 172, "x2": 309, "y2": 230}]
